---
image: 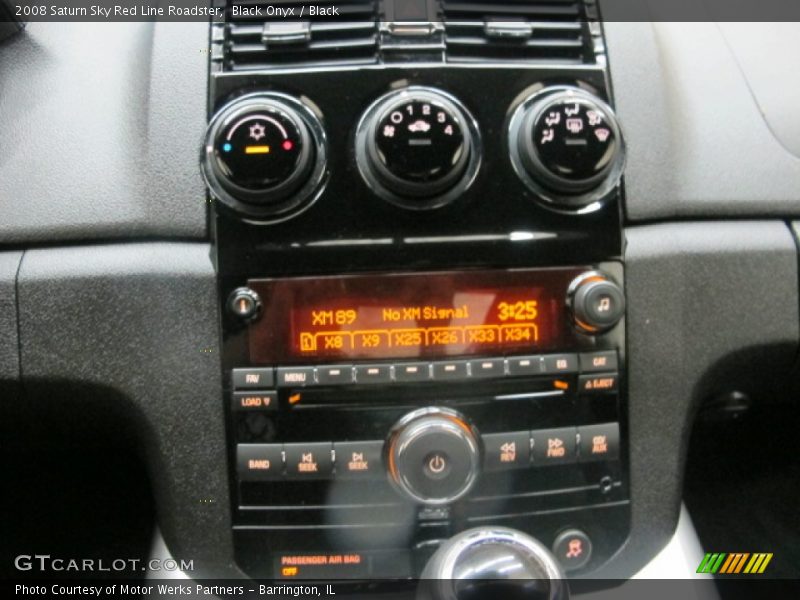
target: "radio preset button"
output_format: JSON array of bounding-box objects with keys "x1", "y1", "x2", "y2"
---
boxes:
[
  {"x1": 579, "y1": 351, "x2": 618, "y2": 373},
  {"x1": 237, "y1": 444, "x2": 283, "y2": 481},
  {"x1": 578, "y1": 423, "x2": 620, "y2": 462},
  {"x1": 507, "y1": 356, "x2": 543, "y2": 376},
  {"x1": 232, "y1": 391, "x2": 277, "y2": 412},
  {"x1": 483, "y1": 431, "x2": 531, "y2": 471},
  {"x1": 317, "y1": 365, "x2": 354, "y2": 385},
  {"x1": 578, "y1": 373, "x2": 618, "y2": 394},
  {"x1": 531, "y1": 427, "x2": 577, "y2": 465},
  {"x1": 285, "y1": 442, "x2": 333, "y2": 479},
  {"x1": 354, "y1": 364, "x2": 393, "y2": 384},
  {"x1": 333, "y1": 441, "x2": 384, "y2": 479},
  {"x1": 232, "y1": 367, "x2": 275, "y2": 389},
  {"x1": 432, "y1": 360, "x2": 469, "y2": 381},
  {"x1": 469, "y1": 358, "x2": 505, "y2": 378},
  {"x1": 542, "y1": 354, "x2": 578, "y2": 375},
  {"x1": 277, "y1": 367, "x2": 316, "y2": 388},
  {"x1": 394, "y1": 362, "x2": 432, "y2": 382}
]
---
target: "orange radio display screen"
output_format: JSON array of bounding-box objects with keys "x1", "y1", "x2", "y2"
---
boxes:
[{"x1": 248, "y1": 269, "x2": 583, "y2": 364}]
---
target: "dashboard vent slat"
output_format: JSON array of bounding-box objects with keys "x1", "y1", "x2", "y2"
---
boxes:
[
  {"x1": 218, "y1": 0, "x2": 379, "y2": 72},
  {"x1": 441, "y1": 0, "x2": 595, "y2": 64}
]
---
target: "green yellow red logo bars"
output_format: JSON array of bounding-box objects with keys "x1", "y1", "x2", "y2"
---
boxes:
[{"x1": 697, "y1": 553, "x2": 773, "y2": 574}]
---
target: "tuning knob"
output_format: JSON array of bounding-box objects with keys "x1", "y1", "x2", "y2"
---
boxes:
[
  {"x1": 202, "y1": 93, "x2": 328, "y2": 222},
  {"x1": 509, "y1": 86, "x2": 625, "y2": 213},
  {"x1": 356, "y1": 87, "x2": 481, "y2": 210},
  {"x1": 568, "y1": 271, "x2": 625, "y2": 334},
  {"x1": 385, "y1": 407, "x2": 481, "y2": 505}
]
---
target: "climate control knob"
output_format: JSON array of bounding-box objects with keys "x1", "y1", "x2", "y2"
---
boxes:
[
  {"x1": 385, "y1": 407, "x2": 481, "y2": 505},
  {"x1": 356, "y1": 87, "x2": 481, "y2": 209},
  {"x1": 509, "y1": 86, "x2": 625, "y2": 212},
  {"x1": 568, "y1": 271, "x2": 625, "y2": 334},
  {"x1": 202, "y1": 93, "x2": 328, "y2": 222}
]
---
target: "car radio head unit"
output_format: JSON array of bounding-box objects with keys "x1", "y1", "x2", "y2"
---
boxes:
[{"x1": 246, "y1": 268, "x2": 596, "y2": 364}]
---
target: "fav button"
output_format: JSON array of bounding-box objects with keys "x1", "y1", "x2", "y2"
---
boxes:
[
  {"x1": 578, "y1": 422, "x2": 620, "y2": 462},
  {"x1": 333, "y1": 441, "x2": 384, "y2": 479},
  {"x1": 553, "y1": 529, "x2": 592, "y2": 571},
  {"x1": 531, "y1": 427, "x2": 577, "y2": 465},
  {"x1": 394, "y1": 362, "x2": 432, "y2": 382},
  {"x1": 232, "y1": 367, "x2": 275, "y2": 389},
  {"x1": 285, "y1": 442, "x2": 333, "y2": 479}
]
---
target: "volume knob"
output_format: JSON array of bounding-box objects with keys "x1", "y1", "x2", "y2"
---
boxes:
[{"x1": 385, "y1": 407, "x2": 481, "y2": 505}]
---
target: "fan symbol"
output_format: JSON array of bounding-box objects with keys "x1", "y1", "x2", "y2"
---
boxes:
[{"x1": 249, "y1": 122, "x2": 266, "y2": 141}]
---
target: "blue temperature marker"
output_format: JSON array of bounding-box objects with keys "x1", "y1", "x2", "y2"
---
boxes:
[{"x1": 222, "y1": 143, "x2": 233, "y2": 153}]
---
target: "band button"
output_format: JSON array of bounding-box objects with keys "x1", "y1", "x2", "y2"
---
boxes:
[{"x1": 237, "y1": 444, "x2": 283, "y2": 481}]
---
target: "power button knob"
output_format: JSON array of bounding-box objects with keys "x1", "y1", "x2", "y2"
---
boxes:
[
  {"x1": 386, "y1": 407, "x2": 481, "y2": 505},
  {"x1": 569, "y1": 272, "x2": 625, "y2": 334}
]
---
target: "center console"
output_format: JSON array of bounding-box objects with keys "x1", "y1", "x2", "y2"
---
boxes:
[{"x1": 207, "y1": 0, "x2": 628, "y2": 582}]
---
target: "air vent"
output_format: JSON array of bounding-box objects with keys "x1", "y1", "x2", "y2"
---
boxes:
[
  {"x1": 441, "y1": 0, "x2": 596, "y2": 64},
  {"x1": 214, "y1": 0, "x2": 379, "y2": 72}
]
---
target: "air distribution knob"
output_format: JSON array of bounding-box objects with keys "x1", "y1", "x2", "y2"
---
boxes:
[
  {"x1": 202, "y1": 93, "x2": 328, "y2": 222},
  {"x1": 509, "y1": 86, "x2": 625, "y2": 212},
  {"x1": 385, "y1": 407, "x2": 481, "y2": 505},
  {"x1": 356, "y1": 86, "x2": 482, "y2": 209}
]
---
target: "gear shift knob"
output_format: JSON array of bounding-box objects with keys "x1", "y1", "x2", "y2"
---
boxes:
[{"x1": 418, "y1": 527, "x2": 569, "y2": 600}]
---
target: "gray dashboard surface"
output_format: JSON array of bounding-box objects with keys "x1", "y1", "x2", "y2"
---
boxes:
[
  {"x1": 604, "y1": 21, "x2": 800, "y2": 221},
  {"x1": 0, "y1": 22, "x2": 209, "y2": 243},
  {"x1": 595, "y1": 220, "x2": 799, "y2": 577},
  {"x1": 0, "y1": 251, "x2": 22, "y2": 383},
  {"x1": 16, "y1": 243, "x2": 239, "y2": 576}
]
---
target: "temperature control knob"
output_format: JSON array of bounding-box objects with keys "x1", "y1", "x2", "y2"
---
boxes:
[
  {"x1": 202, "y1": 93, "x2": 328, "y2": 222},
  {"x1": 385, "y1": 407, "x2": 481, "y2": 505},
  {"x1": 356, "y1": 87, "x2": 481, "y2": 209},
  {"x1": 509, "y1": 86, "x2": 625, "y2": 212}
]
